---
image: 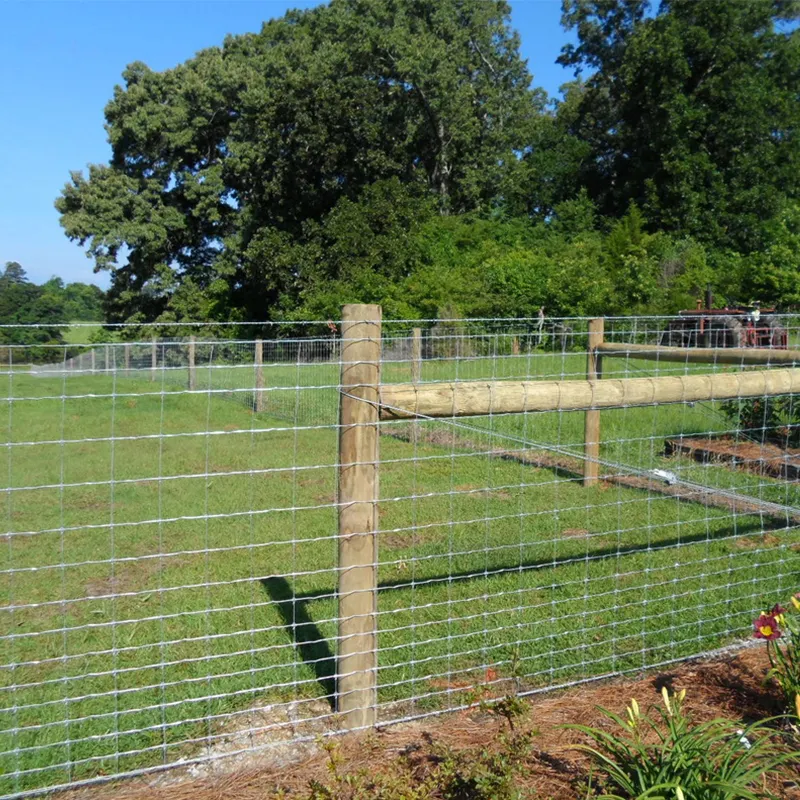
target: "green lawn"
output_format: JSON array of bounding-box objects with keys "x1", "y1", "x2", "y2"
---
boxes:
[{"x1": 2, "y1": 349, "x2": 799, "y2": 794}]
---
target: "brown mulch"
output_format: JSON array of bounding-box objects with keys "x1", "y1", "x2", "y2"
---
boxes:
[
  {"x1": 67, "y1": 646, "x2": 800, "y2": 800},
  {"x1": 665, "y1": 436, "x2": 800, "y2": 482}
]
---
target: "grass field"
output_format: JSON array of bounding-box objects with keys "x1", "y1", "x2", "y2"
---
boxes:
[{"x1": 2, "y1": 347, "x2": 800, "y2": 794}]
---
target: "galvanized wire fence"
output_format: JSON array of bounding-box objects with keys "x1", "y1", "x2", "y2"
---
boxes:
[{"x1": 2, "y1": 313, "x2": 800, "y2": 797}]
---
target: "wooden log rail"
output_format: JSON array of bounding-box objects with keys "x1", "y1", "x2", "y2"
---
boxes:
[
  {"x1": 597, "y1": 342, "x2": 800, "y2": 365},
  {"x1": 379, "y1": 367, "x2": 800, "y2": 420}
]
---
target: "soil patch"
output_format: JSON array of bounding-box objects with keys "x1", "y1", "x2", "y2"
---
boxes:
[{"x1": 666, "y1": 435, "x2": 800, "y2": 481}]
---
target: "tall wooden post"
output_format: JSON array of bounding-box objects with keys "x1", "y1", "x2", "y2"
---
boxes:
[
  {"x1": 104, "y1": 345, "x2": 110, "y2": 373},
  {"x1": 254, "y1": 339, "x2": 264, "y2": 413},
  {"x1": 188, "y1": 336, "x2": 196, "y2": 391},
  {"x1": 151, "y1": 337, "x2": 157, "y2": 381},
  {"x1": 411, "y1": 327, "x2": 422, "y2": 445},
  {"x1": 337, "y1": 304, "x2": 381, "y2": 730},
  {"x1": 411, "y1": 328, "x2": 422, "y2": 383},
  {"x1": 91, "y1": 350, "x2": 96, "y2": 374},
  {"x1": 124, "y1": 343, "x2": 131, "y2": 374},
  {"x1": 584, "y1": 318, "x2": 604, "y2": 486}
]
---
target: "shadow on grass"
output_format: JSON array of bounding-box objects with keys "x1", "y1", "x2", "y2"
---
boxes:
[
  {"x1": 272, "y1": 517, "x2": 785, "y2": 610},
  {"x1": 260, "y1": 576, "x2": 336, "y2": 705},
  {"x1": 260, "y1": 518, "x2": 789, "y2": 707}
]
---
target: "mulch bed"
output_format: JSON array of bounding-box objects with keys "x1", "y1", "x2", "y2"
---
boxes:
[
  {"x1": 69, "y1": 646, "x2": 800, "y2": 800},
  {"x1": 665, "y1": 436, "x2": 800, "y2": 482}
]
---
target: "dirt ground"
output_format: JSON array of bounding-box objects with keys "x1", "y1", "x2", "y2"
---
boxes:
[
  {"x1": 665, "y1": 435, "x2": 800, "y2": 482},
  {"x1": 67, "y1": 645, "x2": 800, "y2": 800}
]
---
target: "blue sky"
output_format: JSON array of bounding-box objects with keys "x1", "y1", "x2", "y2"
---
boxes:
[{"x1": 0, "y1": 1, "x2": 576, "y2": 288}]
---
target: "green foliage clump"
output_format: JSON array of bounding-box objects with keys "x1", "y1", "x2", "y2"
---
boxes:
[
  {"x1": 569, "y1": 688, "x2": 795, "y2": 800},
  {"x1": 0, "y1": 262, "x2": 105, "y2": 358},
  {"x1": 752, "y1": 595, "x2": 800, "y2": 713},
  {"x1": 720, "y1": 395, "x2": 800, "y2": 449},
  {"x1": 302, "y1": 688, "x2": 534, "y2": 800},
  {"x1": 55, "y1": 0, "x2": 800, "y2": 323}
]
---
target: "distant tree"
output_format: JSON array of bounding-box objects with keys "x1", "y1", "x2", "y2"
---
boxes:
[
  {"x1": 0, "y1": 263, "x2": 105, "y2": 357},
  {"x1": 1, "y1": 261, "x2": 28, "y2": 285},
  {"x1": 560, "y1": 0, "x2": 800, "y2": 251}
]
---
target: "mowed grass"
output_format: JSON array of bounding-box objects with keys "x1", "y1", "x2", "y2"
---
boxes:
[{"x1": 2, "y1": 351, "x2": 800, "y2": 794}]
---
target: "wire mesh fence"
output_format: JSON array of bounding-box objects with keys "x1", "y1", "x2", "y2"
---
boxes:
[{"x1": 2, "y1": 312, "x2": 800, "y2": 797}]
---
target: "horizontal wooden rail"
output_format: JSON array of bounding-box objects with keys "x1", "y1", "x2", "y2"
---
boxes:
[
  {"x1": 379, "y1": 368, "x2": 800, "y2": 419},
  {"x1": 597, "y1": 342, "x2": 800, "y2": 365}
]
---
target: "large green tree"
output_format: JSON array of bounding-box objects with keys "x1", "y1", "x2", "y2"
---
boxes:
[
  {"x1": 57, "y1": 0, "x2": 539, "y2": 323},
  {"x1": 560, "y1": 0, "x2": 800, "y2": 252}
]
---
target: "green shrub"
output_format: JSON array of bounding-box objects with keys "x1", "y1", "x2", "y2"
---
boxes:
[
  {"x1": 753, "y1": 595, "x2": 800, "y2": 713},
  {"x1": 568, "y1": 688, "x2": 794, "y2": 800},
  {"x1": 720, "y1": 396, "x2": 800, "y2": 448}
]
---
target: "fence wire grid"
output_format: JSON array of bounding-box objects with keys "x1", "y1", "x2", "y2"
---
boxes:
[{"x1": 2, "y1": 314, "x2": 800, "y2": 796}]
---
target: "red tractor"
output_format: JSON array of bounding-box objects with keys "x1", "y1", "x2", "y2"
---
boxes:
[{"x1": 659, "y1": 288, "x2": 788, "y2": 350}]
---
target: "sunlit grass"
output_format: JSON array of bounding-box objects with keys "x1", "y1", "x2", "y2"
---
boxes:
[{"x1": 1, "y1": 350, "x2": 798, "y2": 793}]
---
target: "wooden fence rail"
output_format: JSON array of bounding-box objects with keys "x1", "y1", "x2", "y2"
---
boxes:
[
  {"x1": 598, "y1": 342, "x2": 800, "y2": 365},
  {"x1": 378, "y1": 368, "x2": 800, "y2": 419}
]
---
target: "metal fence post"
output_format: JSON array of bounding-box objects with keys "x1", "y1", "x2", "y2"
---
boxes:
[{"x1": 337, "y1": 303, "x2": 381, "y2": 729}]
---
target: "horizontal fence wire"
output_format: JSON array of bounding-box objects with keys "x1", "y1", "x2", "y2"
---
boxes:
[{"x1": 1, "y1": 313, "x2": 800, "y2": 796}]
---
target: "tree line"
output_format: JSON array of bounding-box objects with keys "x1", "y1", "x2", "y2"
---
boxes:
[
  {"x1": 0, "y1": 261, "x2": 104, "y2": 350},
  {"x1": 56, "y1": 0, "x2": 800, "y2": 324}
]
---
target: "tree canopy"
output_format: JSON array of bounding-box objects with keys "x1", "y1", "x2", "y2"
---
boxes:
[
  {"x1": 57, "y1": 0, "x2": 800, "y2": 323},
  {"x1": 0, "y1": 262, "x2": 105, "y2": 350}
]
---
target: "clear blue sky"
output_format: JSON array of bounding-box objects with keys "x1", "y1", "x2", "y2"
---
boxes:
[{"x1": 0, "y1": 1, "x2": 576, "y2": 289}]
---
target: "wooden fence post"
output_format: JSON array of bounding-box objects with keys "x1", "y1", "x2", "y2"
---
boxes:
[
  {"x1": 124, "y1": 343, "x2": 131, "y2": 374},
  {"x1": 411, "y1": 327, "x2": 422, "y2": 445},
  {"x1": 91, "y1": 349, "x2": 96, "y2": 374},
  {"x1": 188, "y1": 336, "x2": 196, "y2": 391},
  {"x1": 411, "y1": 328, "x2": 422, "y2": 384},
  {"x1": 584, "y1": 318, "x2": 604, "y2": 487},
  {"x1": 254, "y1": 339, "x2": 264, "y2": 413},
  {"x1": 104, "y1": 345, "x2": 110, "y2": 373},
  {"x1": 338, "y1": 303, "x2": 381, "y2": 730},
  {"x1": 151, "y1": 337, "x2": 158, "y2": 381}
]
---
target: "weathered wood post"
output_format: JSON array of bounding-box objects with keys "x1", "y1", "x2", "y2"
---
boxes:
[
  {"x1": 411, "y1": 327, "x2": 422, "y2": 445},
  {"x1": 411, "y1": 328, "x2": 422, "y2": 385},
  {"x1": 124, "y1": 343, "x2": 131, "y2": 375},
  {"x1": 583, "y1": 318, "x2": 604, "y2": 486},
  {"x1": 91, "y1": 349, "x2": 96, "y2": 374},
  {"x1": 188, "y1": 336, "x2": 196, "y2": 391},
  {"x1": 151, "y1": 337, "x2": 158, "y2": 381},
  {"x1": 104, "y1": 344, "x2": 110, "y2": 373},
  {"x1": 254, "y1": 339, "x2": 264, "y2": 413},
  {"x1": 337, "y1": 303, "x2": 381, "y2": 729}
]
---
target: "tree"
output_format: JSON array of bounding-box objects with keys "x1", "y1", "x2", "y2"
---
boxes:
[
  {"x1": 560, "y1": 0, "x2": 800, "y2": 252},
  {"x1": 1, "y1": 261, "x2": 28, "y2": 285},
  {"x1": 57, "y1": 0, "x2": 538, "y2": 323}
]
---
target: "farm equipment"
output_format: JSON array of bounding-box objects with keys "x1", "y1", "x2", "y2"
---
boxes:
[{"x1": 659, "y1": 287, "x2": 788, "y2": 349}]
